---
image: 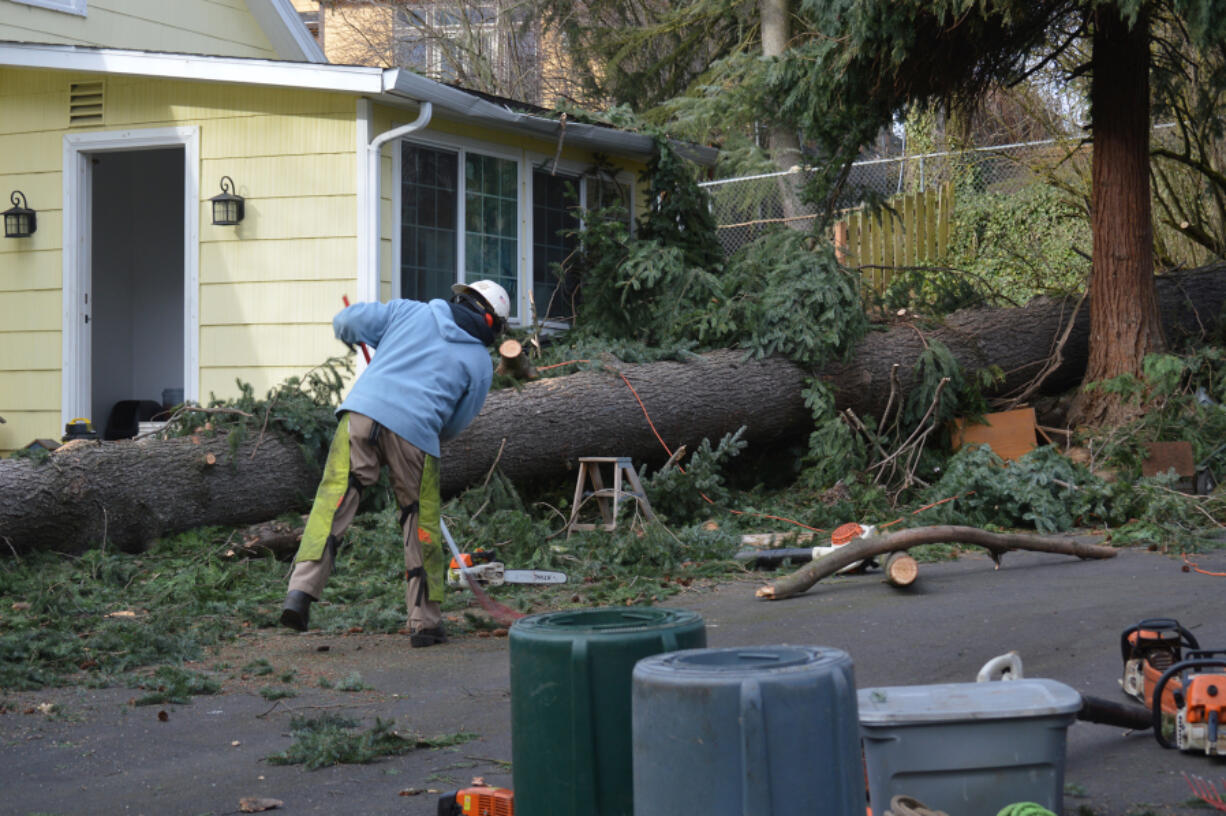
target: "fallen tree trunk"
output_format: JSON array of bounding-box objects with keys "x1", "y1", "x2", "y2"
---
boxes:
[
  {"x1": 755, "y1": 525, "x2": 1117, "y2": 600},
  {"x1": 0, "y1": 434, "x2": 318, "y2": 555},
  {"x1": 441, "y1": 265, "x2": 1226, "y2": 492},
  {"x1": 3, "y1": 267, "x2": 1224, "y2": 554}
]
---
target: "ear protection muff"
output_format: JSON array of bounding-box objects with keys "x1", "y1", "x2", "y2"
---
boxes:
[{"x1": 484, "y1": 312, "x2": 494, "y2": 328}]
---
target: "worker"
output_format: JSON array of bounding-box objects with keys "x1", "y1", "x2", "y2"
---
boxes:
[{"x1": 280, "y1": 280, "x2": 510, "y2": 647}]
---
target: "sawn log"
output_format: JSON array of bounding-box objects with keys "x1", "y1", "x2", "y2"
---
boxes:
[{"x1": 755, "y1": 525, "x2": 1117, "y2": 600}]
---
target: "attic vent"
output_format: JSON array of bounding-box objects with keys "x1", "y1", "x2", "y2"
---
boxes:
[{"x1": 68, "y1": 81, "x2": 104, "y2": 127}]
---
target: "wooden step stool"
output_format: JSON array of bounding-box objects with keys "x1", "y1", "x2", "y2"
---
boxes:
[{"x1": 567, "y1": 456, "x2": 656, "y2": 534}]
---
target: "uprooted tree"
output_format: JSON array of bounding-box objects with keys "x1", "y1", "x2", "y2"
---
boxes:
[{"x1": 2, "y1": 264, "x2": 1224, "y2": 555}]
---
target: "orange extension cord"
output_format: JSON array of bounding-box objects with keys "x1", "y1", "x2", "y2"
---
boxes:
[{"x1": 536, "y1": 358, "x2": 970, "y2": 536}]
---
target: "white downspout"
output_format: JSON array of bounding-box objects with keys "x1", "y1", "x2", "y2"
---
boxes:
[{"x1": 358, "y1": 101, "x2": 433, "y2": 304}]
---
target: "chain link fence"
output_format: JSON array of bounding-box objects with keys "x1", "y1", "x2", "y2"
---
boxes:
[{"x1": 699, "y1": 136, "x2": 1092, "y2": 257}]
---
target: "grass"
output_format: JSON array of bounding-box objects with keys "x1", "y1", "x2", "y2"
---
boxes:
[{"x1": 265, "y1": 713, "x2": 477, "y2": 770}]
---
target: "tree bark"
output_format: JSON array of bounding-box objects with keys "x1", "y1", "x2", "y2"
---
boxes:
[
  {"x1": 3, "y1": 267, "x2": 1225, "y2": 555},
  {"x1": 0, "y1": 434, "x2": 318, "y2": 555},
  {"x1": 1073, "y1": 7, "x2": 1166, "y2": 427},
  {"x1": 759, "y1": 0, "x2": 807, "y2": 229},
  {"x1": 756, "y1": 526, "x2": 1118, "y2": 601}
]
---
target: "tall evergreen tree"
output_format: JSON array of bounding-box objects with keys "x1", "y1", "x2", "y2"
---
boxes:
[{"x1": 764, "y1": 0, "x2": 1226, "y2": 426}]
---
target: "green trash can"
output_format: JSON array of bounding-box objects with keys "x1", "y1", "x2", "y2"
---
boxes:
[{"x1": 510, "y1": 607, "x2": 706, "y2": 816}]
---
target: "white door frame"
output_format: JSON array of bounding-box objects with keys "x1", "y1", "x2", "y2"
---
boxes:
[{"x1": 62, "y1": 126, "x2": 200, "y2": 425}]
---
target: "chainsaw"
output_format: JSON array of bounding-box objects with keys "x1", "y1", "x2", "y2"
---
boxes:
[
  {"x1": 1119, "y1": 617, "x2": 1226, "y2": 755},
  {"x1": 438, "y1": 785, "x2": 514, "y2": 816},
  {"x1": 446, "y1": 550, "x2": 567, "y2": 588}
]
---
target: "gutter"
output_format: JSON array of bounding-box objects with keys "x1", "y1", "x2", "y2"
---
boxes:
[
  {"x1": 357, "y1": 101, "x2": 433, "y2": 304},
  {"x1": 380, "y1": 69, "x2": 718, "y2": 167}
]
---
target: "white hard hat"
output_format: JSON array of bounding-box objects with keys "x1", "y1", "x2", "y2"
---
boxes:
[{"x1": 452, "y1": 279, "x2": 511, "y2": 321}]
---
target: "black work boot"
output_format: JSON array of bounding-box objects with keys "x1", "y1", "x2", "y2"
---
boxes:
[
  {"x1": 280, "y1": 590, "x2": 315, "y2": 632},
  {"x1": 409, "y1": 624, "x2": 447, "y2": 648}
]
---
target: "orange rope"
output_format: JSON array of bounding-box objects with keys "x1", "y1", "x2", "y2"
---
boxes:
[
  {"x1": 877, "y1": 492, "x2": 974, "y2": 529},
  {"x1": 527, "y1": 357, "x2": 966, "y2": 536},
  {"x1": 1183, "y1": 553, "x2": 1226, "y2": 577}
]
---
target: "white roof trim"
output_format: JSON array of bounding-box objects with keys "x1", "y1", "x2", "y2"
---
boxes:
[
  {"x1": 0, "y1": 41, "x2": 717, "y2": 166},
  {"x1": 245, "y1": 0, "x2": 327, "y2": 63},
  {"x1": 0, "y1": 41, "x2": 380, "y2": 92}
]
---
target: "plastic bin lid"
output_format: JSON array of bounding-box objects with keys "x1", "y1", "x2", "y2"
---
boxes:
[{"x1": 857, "y1": 678, "x2": 1082, "y2": 724}]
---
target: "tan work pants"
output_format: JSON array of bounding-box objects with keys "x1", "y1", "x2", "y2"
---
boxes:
[{"x1": 288, "y1": 412, "x2": 441, "y2": 631}]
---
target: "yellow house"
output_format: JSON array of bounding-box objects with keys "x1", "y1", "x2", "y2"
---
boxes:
[{"x1": 0, "y1": 0, "x2": 712, "y2": 451}]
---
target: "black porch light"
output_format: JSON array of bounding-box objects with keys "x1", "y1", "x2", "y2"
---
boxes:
[
  {"x1": 4, "y1": 191, "x2": 36, "y2": 238},
  {"x1": 210, "y1": 176, "x2": 245, "y2": 226}
]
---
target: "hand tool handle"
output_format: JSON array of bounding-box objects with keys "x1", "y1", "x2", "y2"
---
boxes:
[{"x1": 340, "y1": 295, "x2": 372, "y2": 363}]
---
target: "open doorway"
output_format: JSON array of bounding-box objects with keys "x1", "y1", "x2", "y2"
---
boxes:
[
  {"x1": 89, "y1": 148, "x2": 184, "y2": 438},
  {"x1": 63, "y1": 126, "x2": 199, "y2": 438}
]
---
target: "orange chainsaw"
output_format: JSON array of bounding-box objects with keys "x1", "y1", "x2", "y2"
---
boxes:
[
  {"x1": 446, "y1": 550, "x2": 567, "y2": 588},
  {"x1": 1120, "y1": 618, "x2": 1226, "y2": 755},
  {"x1": 438, "y1": 785, "x2": 514, "y2": 815}
]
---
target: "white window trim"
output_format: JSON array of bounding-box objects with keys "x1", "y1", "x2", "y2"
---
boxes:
[
  {"x1": 393, "y1": 132, "x2": 637, "y2": 330},
  {"x1": 10, "y1": 0, "x2": 87, "y2": 15}
]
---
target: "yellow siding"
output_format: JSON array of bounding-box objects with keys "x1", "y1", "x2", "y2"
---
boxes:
[
  {"x1": 0, "y1": 412, "x2": 61, "y2": 450},
  {"x1": 199, "y1": 236, "x2": 356, "y2": 285},
  {"x1": 202, "y1": 324, "x2": 348, "y2": 368},
  {"x1": 0, "y1": 0, "x2": 280, "y2": 60},
  {"x1": 200, "y1": 280, "x2": 353, "y2": 326},
  {"x1": 0, "y1": 330, "x2": 59, "y2": 370},
  {"x1": 200, "y1": 366, "x2": 340, "y2": 403},
  {"x1": 0, "y1": 290, "x2": 61, "y2": 332},
  {"x1": 0, "y1": 71, "x2": 360, "y2": 447}
]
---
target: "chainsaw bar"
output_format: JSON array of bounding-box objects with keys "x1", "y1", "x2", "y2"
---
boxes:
[{"x1": 447, "y1": 561, "x2": 568, "y2": 587}]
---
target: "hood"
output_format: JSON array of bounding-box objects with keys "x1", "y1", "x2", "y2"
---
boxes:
[{"x1": 428, "y1": 299, "x2": 485, "y2": 345}]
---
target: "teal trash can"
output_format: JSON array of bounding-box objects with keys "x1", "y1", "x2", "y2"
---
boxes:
[
  {"x1": 510, "y1": 607, "x2": 706, "y2": 816},
  {"x1": 632, "y1": 645, "x2": 864, "y2": 816}
]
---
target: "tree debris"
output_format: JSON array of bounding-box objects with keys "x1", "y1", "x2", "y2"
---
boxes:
[{"x1": 755, "y1": 525, "x2": 1116, "y2": 600}]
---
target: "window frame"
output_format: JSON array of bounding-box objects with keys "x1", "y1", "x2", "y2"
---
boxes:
[
  {"x1": 393, "y1": 132, "x2": 636, "y2": 329},
  {"x1": 394, "y1": 132, "x2": 525, "y2": 320},
  {"x1": 9, "y1": 0, "x2": 87, "y2": 14}
]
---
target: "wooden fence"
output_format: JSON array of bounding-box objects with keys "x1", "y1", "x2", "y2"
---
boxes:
[{"x1": 833, "y1": 182, "x2": 955, "y2": 293}]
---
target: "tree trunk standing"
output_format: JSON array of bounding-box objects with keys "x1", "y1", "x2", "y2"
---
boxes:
[
  {"x1": 0, "y1": 434, "x2": 318, "y2": 555},
  {"x1": 759, "y1": 0, "x2": 807, "y2": 230},
  {"x1": 1074, "y1": 6, "x2": 1166, "y2": 427}
]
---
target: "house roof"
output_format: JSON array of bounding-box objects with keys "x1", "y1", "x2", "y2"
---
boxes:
[
  {"x1": 248, "y1": 0, "x2": 327, "y2": 63},
  {"x1": 0, "y1": 40, "x2": 717, "y2": 166}
]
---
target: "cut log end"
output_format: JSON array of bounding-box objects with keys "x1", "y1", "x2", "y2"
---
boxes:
[
  {"x1": 883, "y1": 551, "x2": 918, "y2": 587},
  {"x1": 497, "y1": 339, "x2": 538, "y2": 381}
]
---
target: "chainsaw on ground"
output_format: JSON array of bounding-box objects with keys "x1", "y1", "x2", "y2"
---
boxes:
[
  {"x1": 446, "y1": 550, "x2": 567, "y2": 588},
  {"x1": 1120, "y1": 617, "x2": 1226, "y2": 755},
  {"x1": 438, "y1": 785, "x2": 514, "y2": 815}
]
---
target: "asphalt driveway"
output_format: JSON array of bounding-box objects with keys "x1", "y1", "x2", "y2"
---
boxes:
[{"x1": 2, "y1": 541, "x2": 1225, "y2": 816}]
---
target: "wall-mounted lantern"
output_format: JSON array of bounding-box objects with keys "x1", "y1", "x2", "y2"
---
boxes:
[
  {"x1": 209, "y1": 176, "x2": 245, "y2": 226},
  {"x1": 3, "y1": 191, "x2": 36, "y2": 238}
]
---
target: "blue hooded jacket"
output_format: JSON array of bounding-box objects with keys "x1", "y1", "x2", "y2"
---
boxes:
[{"x1": 332, "y1": 299, "x2": 493, "y2": 457}]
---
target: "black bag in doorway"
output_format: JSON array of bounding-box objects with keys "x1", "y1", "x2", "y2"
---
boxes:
[{"x1": 104, "y1": 400, "x2": 165, "y2": 440}]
